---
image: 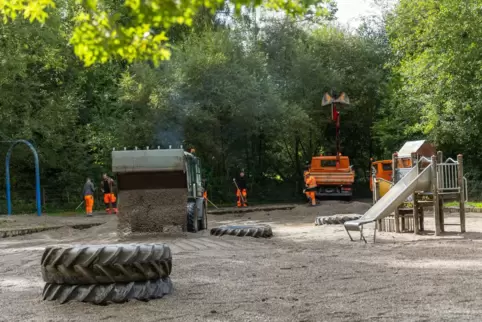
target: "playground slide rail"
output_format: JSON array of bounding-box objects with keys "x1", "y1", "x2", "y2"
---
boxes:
[{"x1": 344, "y1": 164, "x2": 433, "y2": 235}]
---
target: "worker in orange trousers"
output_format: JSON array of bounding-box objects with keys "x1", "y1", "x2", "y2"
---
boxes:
[
  {"x1": 101, "y1": 173, "x2": 118, "y2": 214},
  {"x1": 304, "y1": 172, "x2": 317, "y2": 206},
  {"x1": 235, "y1": 171, "x2": 248, "y2": 207},
  {"x1": 83, "y1": 177, "x2": 95, "y2": 217}
]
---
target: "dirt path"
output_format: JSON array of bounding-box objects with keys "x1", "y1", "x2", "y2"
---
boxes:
[{"x1": 1, "y1": 201, "x2": 482, "y2": 321}]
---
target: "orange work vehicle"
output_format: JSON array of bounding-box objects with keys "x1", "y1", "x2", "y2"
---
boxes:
[
  {"x1": 308, "y1": 154, "x2": 355, "y2": 200},
  {"x1": 369, "y1": 160, "x2": 393, "y2": 192},
  {"x1": 369, "y1": 157, "x2": 414, "y2": 191}
]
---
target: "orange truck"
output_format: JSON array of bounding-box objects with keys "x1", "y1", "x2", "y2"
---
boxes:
[
  {"x1": 308, "y1": 154, "x2": 355, "y2": 200},
  {"x1": 369, "y1": 160, "x2": 393, "y2": 192},
  {"x1": 369, "y1": 158, "x2": 414, "y2": 191}
]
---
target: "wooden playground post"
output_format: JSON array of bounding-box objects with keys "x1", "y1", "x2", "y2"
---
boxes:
[
  {"x1": 411, "y1": 152, "x2": 419, "y2": 234},
  {"x1": 437, "y1": 151, "x2": 443, "y2": 163},
  {"x1": 437, "y1": 151, "x2": 445, "y2": 231},
  {"x1": 413, "y1": 196, "x2": 419, "y2": 234},
  {"x1": 374, "y1": 178, "x2": 384, "y2": 230},
  {"x1": 392, "y1": 152, "x2": 400, "y2": 233},
  {"x1": 431, "y1": 155, "x2": 441, "y2": 236},
  {"x1": 457, "y1": 154, "x2": 466, "y2": 233},
  {"x1": 439, "y1": 198, "x2": 445, "y2": 233}
]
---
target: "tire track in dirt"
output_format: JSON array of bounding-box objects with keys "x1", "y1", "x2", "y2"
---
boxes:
[{"x1": 169, "y1": 236, "x2": 268, "y2": 254}]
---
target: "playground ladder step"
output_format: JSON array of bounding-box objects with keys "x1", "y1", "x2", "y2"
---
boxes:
[{"x1": 417, "y1": 201, "x2": 434, "y2": 205}]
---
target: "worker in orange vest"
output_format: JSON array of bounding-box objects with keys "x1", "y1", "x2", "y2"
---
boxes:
[
  {"x1": 101, "y1": 174, "x2": 118, "y2": 214},
  {"x1": 83, "y1": 177, "x2": 95, "y2": 217},
  {"x1": 304, "y1": 172, "x2": 317, "y2": 206},
  {"x1": 235, "y1": 171, "x2": 248, "y2": 207}
]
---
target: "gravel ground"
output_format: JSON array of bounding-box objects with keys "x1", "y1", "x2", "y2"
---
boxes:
[{"x1": 1, "y1": 201, "x2": 482, "y2": 321}]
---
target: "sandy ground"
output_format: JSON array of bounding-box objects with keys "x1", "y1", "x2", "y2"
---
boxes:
[{"x1": 2, "y1": 201, "x2": 482, "y2": 321}]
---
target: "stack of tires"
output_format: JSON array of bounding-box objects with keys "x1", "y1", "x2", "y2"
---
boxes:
[{"x1": 41, "y1": 243, "x2": 173, "y2": 305}]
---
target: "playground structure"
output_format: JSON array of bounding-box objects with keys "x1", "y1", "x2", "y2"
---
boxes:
[
  {"x1": 370, "y1": 140, "x2": 436, "y2": 199},
  {"x1": 345, "y1": 141, "x2": 467, "y2": 242}
]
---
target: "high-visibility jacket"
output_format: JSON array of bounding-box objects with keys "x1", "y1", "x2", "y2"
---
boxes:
[{"x1": 305, "y1": 176, "x2": 317, "y2": 189}]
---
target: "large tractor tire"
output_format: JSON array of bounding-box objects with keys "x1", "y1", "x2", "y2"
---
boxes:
[
  {"x1": 41, "y1": 244, "x2": 172, "y2": 285},
  {"x1": 315, "y1": 214, "x2": 361, "y2": 225},
  {"x1": 42, "y1": 278, "x2": 173, "y2": 305},
  {"x1": 187, "y1": 202, "x2": 198, "y2": 233},
  {"x1": 210, "y1": 224, "x2": 273, "y2": 238}
]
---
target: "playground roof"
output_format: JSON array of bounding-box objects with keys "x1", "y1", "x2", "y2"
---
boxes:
[{"x1": 398, "y1": 140, "x2": 436, "y2": 158}]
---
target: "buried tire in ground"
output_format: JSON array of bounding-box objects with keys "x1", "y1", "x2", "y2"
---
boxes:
[
  {"x1": 210, "y1": 224, "x2": 273, "y2": 238},
  {"x1": 41, "y1": 244, "x2": 172, "y2": 285},
  {"x1": 187, "y1": 202, "x2": 198, "y2": 232},
  {"x1": 42, "y1": 278, "x2": 173, "y2": 305},
  {"x1": 315, "y1": 214, "x2": 361, "y2": 225}
]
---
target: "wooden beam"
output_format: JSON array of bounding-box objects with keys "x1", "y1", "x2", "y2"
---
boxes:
[
  {"x1": 458, "y1": 154, "x2": 466, "y2": 233},
  {"x1": 413, "y1": 196, "x2": 419, "y2": 235},
  {"x1": 432, "y1": 155, "x2": 441, "y2": 236},
  {"x1": 437, "y1": 151, "x2": 443, "y2": 164}
]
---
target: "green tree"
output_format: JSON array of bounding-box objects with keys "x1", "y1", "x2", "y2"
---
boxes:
[
  {"x1": 385, "y1": 0, "x2": 482, "y2": 194},
  {"x1": 0, "y1": 0, "x2": 336, "y2": 66}
]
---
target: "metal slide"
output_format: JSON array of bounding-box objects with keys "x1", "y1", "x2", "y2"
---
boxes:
[{"x1": 344, "y1": 164, "x2": 433, "y2": 242}]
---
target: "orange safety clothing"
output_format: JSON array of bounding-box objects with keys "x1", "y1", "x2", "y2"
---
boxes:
[
  {"x1": 84, "y1": 195, "x2": 94, "y2": 215},
  {"x1": 306, "y1": 191, "x2": 316, "y2": 206},
  {"x1": 304, "y1": 175, "x2": 317, "y2": 206},
  {"x1": 305, "y1": 176, "x2": 317, "y2": 188},
  {"x1": 236, "y1": 189, "x2": 248, "y2": 207},
  {"x1": 103, "y1": 193, "x2": 118, "y2": 214}
]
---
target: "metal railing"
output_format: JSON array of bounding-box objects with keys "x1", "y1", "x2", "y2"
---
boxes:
[{"x1": 437, "y1": 158, "x2": 459, "y2": 192}]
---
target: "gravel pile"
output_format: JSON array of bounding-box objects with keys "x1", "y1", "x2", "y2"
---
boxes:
[{"x1": 118, "y1": 189, "x2": 187, "y2": 234}]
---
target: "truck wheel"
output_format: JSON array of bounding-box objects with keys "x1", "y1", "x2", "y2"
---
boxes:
[
  {"x1": 40, "y1": 244, "x2": 172, "y2": 285},
  {"x1": 187, "y1": 202, "x2": 198, "y2": 233},
  {"x1": 42, "y1": 278, "x2": 173, "y2": 304}
]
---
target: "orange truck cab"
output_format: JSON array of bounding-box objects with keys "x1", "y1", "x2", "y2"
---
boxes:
[
  {"x1": 369, "y1": 158, "x2": 415, "y2": 191},
  {"x1": 370, "y1": 160, "x2": 392, "y2": 191},
  {"x1": 308, "y1": 155, "x2": 355, "y2": 199}
]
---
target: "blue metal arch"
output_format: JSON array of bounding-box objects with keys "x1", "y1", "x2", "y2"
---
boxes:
[{"x1": 5, "y1": 140, "x2": 42, "y2": 216}]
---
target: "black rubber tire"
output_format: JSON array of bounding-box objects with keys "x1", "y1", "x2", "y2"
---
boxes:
[
  {"x1": 315, "y1": 214, "x2": 361, "y2": 225},
  {"x1": 187, "y1": 202, "x2": 198, "y2": 233},
  {"x1": 42, "y1": 278, "x2": 173, "y2": 305},
  {"x1": 41, "y1": 244, "x2": 172, "y2": 285},
  {"x1": 210, "y1": 224, "x2": 272, "y2": 238}
]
